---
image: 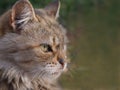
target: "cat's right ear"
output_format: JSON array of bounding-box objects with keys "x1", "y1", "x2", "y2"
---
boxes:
[
  {"x1": 10, "y1": 0, "x2": 37, "y2": 32},
  {"x1": 44, "y1": 0, "x2": 60, "y2": 19}
]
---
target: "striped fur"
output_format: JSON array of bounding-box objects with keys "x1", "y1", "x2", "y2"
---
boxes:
[{"x1": 0, "y1": 0, "x2": 68, "y2": 90}]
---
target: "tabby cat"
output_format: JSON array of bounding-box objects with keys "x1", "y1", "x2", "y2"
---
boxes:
[{"x1": 0, "y1": 0, "x2": 68, "y2": 90}]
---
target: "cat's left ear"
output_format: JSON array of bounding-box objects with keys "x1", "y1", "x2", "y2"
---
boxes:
[
  {"x1": 44, "y1": 0, "x2": 60, "y2": 19},
  {"x1": 10, "y1": 0, "x2": 37, "y2": 31}
]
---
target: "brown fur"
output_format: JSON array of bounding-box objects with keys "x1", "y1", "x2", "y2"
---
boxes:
[{"x1": 0, "y1": 0, "x2": 68, "y2": 90}]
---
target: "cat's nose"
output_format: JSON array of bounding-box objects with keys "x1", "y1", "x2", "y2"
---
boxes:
[{"x1": 58, "y1": 58, "x2": 64, "y2": 66}]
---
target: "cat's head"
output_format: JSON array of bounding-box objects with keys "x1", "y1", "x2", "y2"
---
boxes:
[{"x1": 0, "y1": 0, "x2": 68, "y2": 82}]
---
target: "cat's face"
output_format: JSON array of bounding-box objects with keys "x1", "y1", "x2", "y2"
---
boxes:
[
  {"x1": 0, "y1": 0, "x2": 68, "y2": 82},
  {"x1": 13, "y1": 20, "x2": 68, "y2": 81}
]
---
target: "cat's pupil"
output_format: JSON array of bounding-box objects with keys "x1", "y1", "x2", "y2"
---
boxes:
[{"x1": 40, "y1": 44, "x2": 53, "y2": 52}]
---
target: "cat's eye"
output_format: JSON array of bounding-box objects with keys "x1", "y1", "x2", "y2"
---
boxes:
[{"x1": 40, "y1": 44, "x2": 53, "y2": 53}]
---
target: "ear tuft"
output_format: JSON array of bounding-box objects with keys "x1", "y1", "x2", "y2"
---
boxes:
[
  {"x1": 11, "y1": 0, "x2": 36, "y2": 31},
  {"x1": 45, "y1": 0, "x2": 61, "y2": 19}
]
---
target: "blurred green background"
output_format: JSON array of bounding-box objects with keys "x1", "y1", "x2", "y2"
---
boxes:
[{"x1": 0, "y1": 0, "x2": 120, "y2": 90}]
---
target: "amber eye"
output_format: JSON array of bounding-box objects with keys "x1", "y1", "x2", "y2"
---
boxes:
[{"x1": 40, "y1": 44, "x2": 53, "y2": 52}]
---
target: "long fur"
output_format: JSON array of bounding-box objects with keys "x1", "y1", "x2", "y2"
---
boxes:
[{"x1": 0, "y1": 0, "x2": 68, "y2": 90}]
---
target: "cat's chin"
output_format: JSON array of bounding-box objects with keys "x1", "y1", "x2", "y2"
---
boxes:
[{"x1": 44, "y1": 69, "x2": 62, "y2": 80}]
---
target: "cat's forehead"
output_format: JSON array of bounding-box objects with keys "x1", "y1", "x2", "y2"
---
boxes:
[
  {"x1": 22, "y1": 22, "x2": 65, "y2": 46},
  {"x1": 36, "y1": 27, "x2": 64, "y2": 45}
]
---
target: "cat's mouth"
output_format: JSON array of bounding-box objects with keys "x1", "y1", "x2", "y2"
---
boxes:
[
  {"x1": 52, "y1": 71, "x2": 60, "y2": 76},
  {"x1": 52, "y1": 66, "x2": 66, "y2": 75},
  {"x1": 44, "y1": 64, "x2": 65, "y2": 78}
]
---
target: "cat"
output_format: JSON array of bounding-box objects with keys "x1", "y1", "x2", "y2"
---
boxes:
[{"x1": 0, "y1": 0, "x2": 68, "y2": 90}]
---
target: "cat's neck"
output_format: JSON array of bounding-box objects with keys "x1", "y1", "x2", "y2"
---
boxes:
[{"x1": 0, "y1": 64, "x2": 59, "y2": 90}]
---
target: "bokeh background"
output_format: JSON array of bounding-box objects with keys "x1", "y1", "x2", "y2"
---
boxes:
[{"x1": 0, "y1": 0, "x2": 120, "y2": 90}]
